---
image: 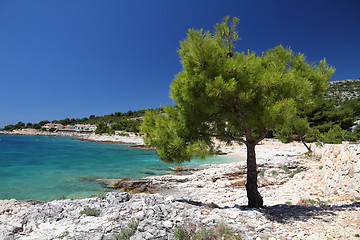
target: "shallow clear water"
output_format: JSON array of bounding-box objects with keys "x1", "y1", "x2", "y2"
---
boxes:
[{"x1": 0, "y1": 135, "x2": 242, "y2": 201}]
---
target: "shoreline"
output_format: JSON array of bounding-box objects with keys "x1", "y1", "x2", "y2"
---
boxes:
[
  {"x1": 1, "y1": 138, "x2": 359, "y2": 239},
  {"x1": 0, "y1": 129, "x2": 311, "y2": 158},
  {"x1": 0, "y1": 129, "x2": 145, "y2": 146}
]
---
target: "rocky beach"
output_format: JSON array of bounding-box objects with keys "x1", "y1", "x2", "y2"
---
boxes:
[
  {"x1": 0, "y1": 129, "x2": 144, "y2": 146},
  {"x1": 0, "y1": 132, "x2": 359, "y2": 239}
]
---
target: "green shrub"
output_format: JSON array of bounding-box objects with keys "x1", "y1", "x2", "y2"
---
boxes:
[
  {"x1": 80, "y1": 206, "x2": 100, "y2": 217},
  {"x1": 320, "y1": 124, "x2": 348, "y2": 144},
  {"x1": 58, "y1": 231, "x2": 69, "y2": 239},
  {"x1": 259, "y1": 169, "x2": 266, "y2": 177},
  {"x1": 95, "y1": 122, "x2": 111, "y2": 135},
  {"x1": 305, "y1": 198, "x2": 331, "y2": 207},
  {"x1": 289, "y1": 167, "x2": 302, "y2": 178},
  {"x1": 271, "y1": 170, "x2": 278, "y2": 176},
  {"x1": 174, "y1": 221, "x2": 241, "y2": 240},
  {"x1": 90, "y1": 192, "x2": 106, "y2": 199},
  {"x1": 115, "y1": 219, "x2": 139, "y2": 240},
  {"x1": 281, "y1": 165, "x2": 290, "y2": 173},
  {"x1": 117, "y1": 132, "x2": 130, "y2": 137}
]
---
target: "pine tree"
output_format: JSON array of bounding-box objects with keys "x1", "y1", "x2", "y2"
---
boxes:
[{"x1": 142, "y1": 16, "x2": 334, "y2": 208}]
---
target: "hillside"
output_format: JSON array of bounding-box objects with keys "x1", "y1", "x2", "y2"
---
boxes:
[
  {"x1": 1, "y1": 109, "x2": 161, "y2": 133},
  {"x1": 324, "y1": 78, "x2": 360, "y2": 103}
]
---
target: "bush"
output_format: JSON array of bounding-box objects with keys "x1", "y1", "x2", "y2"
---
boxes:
[
  {"x1": 174, "y1": 221, "x2": 241, "y2": 240},
  {"x1": 115, "y1": 219, "x2": 139, "y2": 240},
  {"x1": 95, "y1": 122, "x2": 111, "y2": 135},
  {"x1": 281, "y1": 165, "x2": 290, "y2": 173},
  {"x1": 57, "y1": 231, "x2": 69, "y2": 239},
  {"x1": 80, "y1": 206, "x2": 100, "y2": 217},
  {"x1": 90, "y1": 192, "x2": 106, "y2": 199},
  {"x1": 289, "y1": 167, "x2": 303, "y2": 178},
  {"x1": 320, "y1": 124, "x2": 348, "y2": 144}
]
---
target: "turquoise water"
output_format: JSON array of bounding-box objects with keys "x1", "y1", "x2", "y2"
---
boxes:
[{"x1": 0, "y1": 134, "x2": 241, "y2": 201}]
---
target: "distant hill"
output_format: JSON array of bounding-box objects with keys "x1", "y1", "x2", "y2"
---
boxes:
[
  {"x1": 324, "y1": 78, "x2": 360, "y2": 103},
  {"x1": 1, "y1": 109, "x2": 161, "y2": 133}
]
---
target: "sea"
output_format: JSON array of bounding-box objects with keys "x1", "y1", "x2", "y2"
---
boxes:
[{"x1": 0, "y1": 134, "x2": 241, "y2": 201}]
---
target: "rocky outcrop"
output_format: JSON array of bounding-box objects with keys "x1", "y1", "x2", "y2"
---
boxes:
[
  {"x1": 0, "y1": 192, "x2": 278, "y2": 240},
  {"x1": 320, "y1": 143, "x2": 360, "y2": 196}
]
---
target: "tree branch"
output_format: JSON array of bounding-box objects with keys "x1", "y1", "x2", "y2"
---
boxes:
[{"x1": 255, "y1": 128, "x2": 270, "y2": 145}]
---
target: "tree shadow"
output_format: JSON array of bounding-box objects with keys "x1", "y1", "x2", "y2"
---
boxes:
[
  {"x1": 259, "y1": 201, "x2": 360, "y2": 223},
  {"x1": 175, "y1": 198, "x2": 360, "y2": 224}
]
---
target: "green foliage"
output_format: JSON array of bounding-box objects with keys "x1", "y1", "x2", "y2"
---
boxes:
[
  {"x1": 3, "y1": 109, "x2": 151, "y2": 133},
  {"x1": 95, "y1": 122, "x2": 111, "y2": 135},
  {"x1": 354, "y1": 124, "x2": 360, "y2": 139},
  {"x1": 80, "y1": 206, "x2": 100, "y2": 217},
  {"x1": 3, "y1": 121, "x2": 25, "y2": 131},
  {"x1": 141, "y1": 16, "x2": 333, "y2": 208},
  {"x1": 3, "y1": 124, "x2": 15, "y2": 131},
  {"x1": 57, "y1": 231, "x2": 69, "y2": 239},
  {"x1": 90, "y1": 192, "x2": 106, "y2": 199},
  {"x1": 116, "y1": 132, "x2": 130, "y2": 137},
  {"x1": 174, "y1": 221, "x2": 241, "y2": 240},
  {"x1": 32, "y1": 120, "x2": 50, "y2": 130},
  {"x1": 319, "y1": 124, "x2": 348, "y2": 144},
  {"x1": 111, "y1": 119, "x2": 141, "y2": 133},
  {"x1": 274, "y1": 117, "x2": 310, "y2": 143},
  {"x1": 305, "y1": 198, "x2": 331, "y2": 207},
  {"x1": 281, "y1": 165, "x2": 290, "y2": 173},
  {"x1": 142, "y1": 16, "x2": 334, "y2": 163},
  {"x1": 274, "y1": 79, "x2": 360, "y2": 144},
  {"x1": 114, "y1": 219, "x2": 139, "y2": 240},
  {"x1": 289, "y1": 167, "x2": 303, "y2": 178},
  {"x1": 142, "y1": 106, "x2": 213, "y2": 163}
]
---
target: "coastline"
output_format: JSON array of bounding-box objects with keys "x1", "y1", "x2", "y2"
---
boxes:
[
  {"x1": 1, "y1": 137, "x2": 359, "y2": 239},
  {"x1": 0, "y1": 129, "x2": 311, "y2": 159},
  {"x1": 0, "y1": 129, "x2": 144, "y2": 146}
]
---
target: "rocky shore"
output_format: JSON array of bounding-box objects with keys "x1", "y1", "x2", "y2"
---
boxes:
[
  {"x1": 0, "y1": 129, "x2": 144, "y2": 146},
  {"x1": 0, "y1": 136, "x2": 359, "y2": 239}
]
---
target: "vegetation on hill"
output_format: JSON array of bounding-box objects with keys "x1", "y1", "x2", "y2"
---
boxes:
[
  {"x1": 289, "y1": 79, "x2": 360, "y2": 144},
  {"x1": 2, "y1": 81, "x2": 359, "y2": 142},
  {"x1": 324, "y1": 79, "x2": 360, "y2": 103},
  {"x1": 2, "y1": 109, "x2": 158, "y2": 133}
]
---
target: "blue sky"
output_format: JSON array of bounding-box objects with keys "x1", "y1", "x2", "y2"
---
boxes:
[{"x1": 1, "y1": 0, "x2": 359, "y2": 127}]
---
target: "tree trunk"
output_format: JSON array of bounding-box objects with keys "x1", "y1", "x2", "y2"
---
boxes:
[
  {"x1": 300, "y1": 137, "x2": 312, "y2": 152},
  {"x1": 245, "y1": 141, "x2": 264, "y2": 208}
]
